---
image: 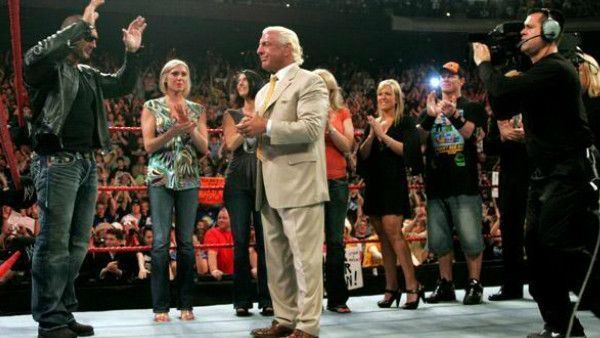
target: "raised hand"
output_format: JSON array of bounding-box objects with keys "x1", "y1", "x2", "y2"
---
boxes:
[
  {"x1": 472, "y1": 42, "x2": 491, "y2": 66},
  {"x1": 426, "y1": 91, "x2": 440, "y2": 117},
  {"x1": 82, "y1": 0, "x2": 105, "y2": 26},
  {"x1": 122, "y1": 16, "x2": 147, "y2": 53}
]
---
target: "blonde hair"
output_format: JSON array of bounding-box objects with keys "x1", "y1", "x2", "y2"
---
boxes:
[
  {"x1": 377, "y1": 79, "x2": 405, "y2": 125},
  {"x1": 263, "y1": 26, "x2": 304, "y2": 65},
  {"x1": 580, "y1": 53, "x2": 600, "y2": 98},
  {"x1": 159, "y1": 59, "x2": 191, "y2": 97},
  {"x1": 313, "y1": 69, "x2": 344, "y2": 111}
]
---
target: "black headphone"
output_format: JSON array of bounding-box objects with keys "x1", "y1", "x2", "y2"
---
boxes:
[{"x1": 540, "y1": 8, "x2": 562, "y2": 42}]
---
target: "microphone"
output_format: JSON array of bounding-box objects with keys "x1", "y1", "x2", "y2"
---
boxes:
[{"x1": 516, "y1": 34, "x2": 542, "y2": 48}]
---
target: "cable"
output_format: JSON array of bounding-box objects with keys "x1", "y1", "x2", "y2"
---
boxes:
[{"x1": 566, "y1": 148, "x2": 600, "y2": 338}]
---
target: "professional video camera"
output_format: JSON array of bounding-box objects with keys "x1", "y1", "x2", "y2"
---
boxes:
[
  {"x1": 469, "y1": 22, "x2": 530, "y2": 71},
  {"x1": 469, "y1": 21, "x2": 581, "y2": 72}
]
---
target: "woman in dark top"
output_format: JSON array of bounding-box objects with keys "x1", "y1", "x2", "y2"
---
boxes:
[
  {"x1": 222, "y1": 70, "x2": 273, "y2": 317},
  {"x1": 358, "y1": 79, "x2": 424, "y2": 310}
]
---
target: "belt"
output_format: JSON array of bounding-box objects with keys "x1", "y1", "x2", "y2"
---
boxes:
[{"x1": 47, "y1": 151, "x2": 95, "y2": 164}]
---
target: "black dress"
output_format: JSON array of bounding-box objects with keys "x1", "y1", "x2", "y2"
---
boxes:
[{"x1": 359, "y1": 115, "x2": 422, "y2": 217}]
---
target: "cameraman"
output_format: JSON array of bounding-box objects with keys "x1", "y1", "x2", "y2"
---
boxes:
[{"x1": 473, "y1": 8, "x2": 595, "y2": 338}]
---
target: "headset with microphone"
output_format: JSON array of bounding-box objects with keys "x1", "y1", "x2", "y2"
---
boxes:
[
  {"x1": 540, "y1": 8, "x2": 562, "y2": 42},
  {"x1": 516, "y1": 8, "x2": 562, "y2": 48}
]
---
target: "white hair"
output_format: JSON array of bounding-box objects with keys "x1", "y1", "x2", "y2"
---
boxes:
[{"x1": 263, "y1": 26, "x2": 304, "y2": 65}]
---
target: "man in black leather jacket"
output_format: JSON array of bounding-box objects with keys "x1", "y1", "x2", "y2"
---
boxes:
[{"x1": 23, "y1": 1, "x2": 146, "y2": 337}]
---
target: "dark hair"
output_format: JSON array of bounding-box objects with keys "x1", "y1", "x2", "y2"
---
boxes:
[
  {"x1": 140, "y1": 227, "x2": 153, "y2": 244},
  {"x1": 229, "y1": 70, "x2": 265, "y2": 108},
  {"x1": 528, "y1": 8, "x2": 565, "y2": 35},
  {"x1": 106, "y1": 228, "x2": 124, "y2": 241}
]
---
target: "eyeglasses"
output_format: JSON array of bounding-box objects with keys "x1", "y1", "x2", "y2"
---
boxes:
[{"x1": 83, "y1": 35, "x2": 98, "y2": 43}]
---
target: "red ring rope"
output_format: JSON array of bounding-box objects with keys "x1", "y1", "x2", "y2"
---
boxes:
[
  {"x1": 87, "y1": 234, "x2": 500, "y2": 254},
  {"x1": 8, "y1": 0, "x2": 27, "y2": 128},
  {"x1": 0, "y1": 251, "x2": 22, "y2": 279}
]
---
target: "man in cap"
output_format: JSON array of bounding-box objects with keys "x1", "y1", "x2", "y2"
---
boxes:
[{"x1": 418, "y1": 61, "x2": 488, "y2": 305}]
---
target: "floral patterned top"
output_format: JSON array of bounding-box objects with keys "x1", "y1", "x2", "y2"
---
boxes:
[{"x1": 145, "y1": 97, "x2": 204, "y2": 190}]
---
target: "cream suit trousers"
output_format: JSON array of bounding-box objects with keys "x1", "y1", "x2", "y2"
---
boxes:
[{"x1": 261, "y1": 202, "x2": 325, "y2": 337}]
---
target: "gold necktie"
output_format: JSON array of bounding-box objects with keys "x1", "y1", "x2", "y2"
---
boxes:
[
  {"x1": 261, "y1": 74, "x2": 278, "y2": 114},
  {"x1": 257, "y1": 74, "x2": 278, "y2": 161}
]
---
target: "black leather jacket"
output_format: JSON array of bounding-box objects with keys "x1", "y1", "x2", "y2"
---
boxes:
[{"x1": 24, "y1": 20, "x2": 140, "y2": 153}]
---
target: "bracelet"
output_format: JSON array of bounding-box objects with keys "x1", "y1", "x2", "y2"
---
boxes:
[
  {"x1": 449, "y1": 113, "x2": 466, "y2": 130},
  {"x1": 420, "y1": 115, "x2": 436, "y2": 131}
]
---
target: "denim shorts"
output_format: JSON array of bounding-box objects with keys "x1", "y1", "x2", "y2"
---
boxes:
[{"x1": 426, "y1": 194, "x2": 484, "y2": 256}]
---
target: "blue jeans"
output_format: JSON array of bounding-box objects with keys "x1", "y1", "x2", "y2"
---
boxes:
[
  {"x1": 224, "y1": 183, "x2": 271, "y2": 309},
  {"x1": 149, "y1": 186, "x2": 198, "y2": 313},
  {"x1": 30, "y1": 153, "x2": 97, "y2": 330},
  {"x1": 324, "y1": 178, "x2": 349, "y2": 307},
  {"x1": 426, "y1": 194, "x2": 484, "y2": 256}
]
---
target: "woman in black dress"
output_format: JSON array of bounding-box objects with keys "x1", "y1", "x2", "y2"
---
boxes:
[
  {"x1": 222, "y1": 70, "x2": 273, "y2": 317},
  {"x1": 358, "y1": 79, "x2": 424, "y2": 309}
]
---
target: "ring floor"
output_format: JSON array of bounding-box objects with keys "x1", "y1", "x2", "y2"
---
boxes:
[{"x1": 0, "y1": 287, "x2": 598, "y2": 337}]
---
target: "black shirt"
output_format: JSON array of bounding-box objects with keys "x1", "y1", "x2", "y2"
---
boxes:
[
  {"x1": 419, "y1": 96, "x2": 487, "y2": 199},
  {"x1": 478, "y1": 53, "x2": 593, "y2": 171},
  {"x1": 223, "y1": 109, "x2": 257, "y2": 191},
  {"x1": 61, "y1": 70, "x2": 99, "y2": 152},
  {"x1": 583, "y1": 94, "x2": 600, "y2": 150}
]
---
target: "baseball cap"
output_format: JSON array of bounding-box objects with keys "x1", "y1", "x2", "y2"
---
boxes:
[{"x1": 441, "y1": 61, "x2": 464, "y2": 77}]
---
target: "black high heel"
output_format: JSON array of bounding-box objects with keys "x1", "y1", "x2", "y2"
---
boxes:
[
  {"x1": 402, "y1": 285, "x2": 425, "y2": 310},
  {"x1": 377, "y1": 289, "x2": 401, "y2": 308}
]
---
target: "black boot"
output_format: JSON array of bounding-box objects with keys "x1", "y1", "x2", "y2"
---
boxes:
[
  {"x1": 38, "y1": 327, "x2": 77, "y2": 338},
  {"x1": 68, "y1": 321, "x2": 94, "y2": 336},
  {"x1": 488, "y1": 285, "x2": 523, "y2": 301},
  {"x1": 463, "y1": 279, "x2": 483, "y2": 305},
  {"x1": 425, "y1": 278, "x2": 456, "y2": 304}
]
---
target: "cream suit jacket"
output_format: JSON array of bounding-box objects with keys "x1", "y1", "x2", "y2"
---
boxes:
[{"x1": 255, "y1": 64, "x2": 330, "y2": 210}]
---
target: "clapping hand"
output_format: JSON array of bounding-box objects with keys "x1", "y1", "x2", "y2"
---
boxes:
[
  {"x1": 122, "y1": 16, "x2": 147, "y2": 53},
  {"x1": 497, "y1": 119, "x2": 525, "y2": 142},
  {"x1": 440, "y1": 99, "x2": 457, "y2": 118},
  {"x1": 236, "y1": 111, "x2": 267, "y2": 138},
  {"x1": 426, "y1": 91, "x2": 442, "y2": 117},
  {"x1": 173, "y1": 103, "x2": 191, "y2": 123},
  {"x1": 106, "y1": 261, "x2": 119, "y2": 273},
  {"x1": 367, "y1": 115, "x2": 388, "y2": 142},
  {"x1": 168, "y1": 104, "x2": 196, "y2": 136}
]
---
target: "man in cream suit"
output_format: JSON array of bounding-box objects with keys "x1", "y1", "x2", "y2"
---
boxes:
[{"x1": 236, "y1": 26, "x2": 329, "y2": 338}]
